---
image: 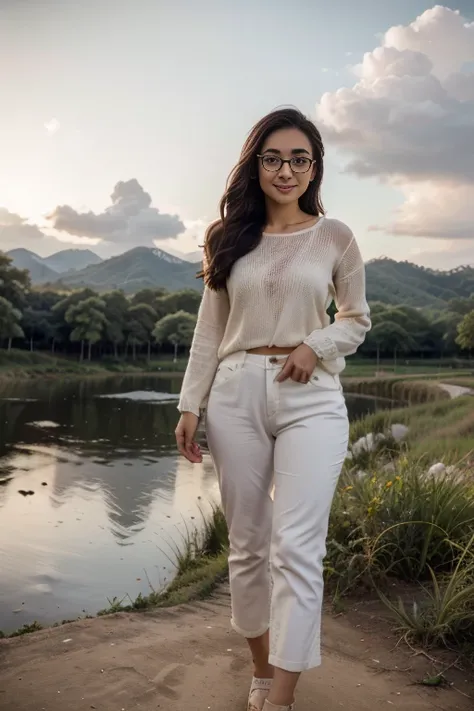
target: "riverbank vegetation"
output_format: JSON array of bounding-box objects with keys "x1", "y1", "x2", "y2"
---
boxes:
[{"x1": 1, "y1": 349, "x2": 473, "y2": 388}]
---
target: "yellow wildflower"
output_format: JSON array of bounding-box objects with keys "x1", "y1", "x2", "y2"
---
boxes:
[
  {"x1": 386, "y1": 481, "x2": 393, "y2": 488},
  {"x1": 344, "y1": 485, "x2": 353, "y2": 492}
]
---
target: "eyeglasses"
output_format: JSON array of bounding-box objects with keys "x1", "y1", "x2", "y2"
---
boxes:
[{"x1": 257, "y1": 154, "x2": 315, "y2": 174}]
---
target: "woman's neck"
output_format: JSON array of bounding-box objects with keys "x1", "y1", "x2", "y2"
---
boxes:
[{"x1": 264, "y1": 200, "x2": 310, "y2": 232}]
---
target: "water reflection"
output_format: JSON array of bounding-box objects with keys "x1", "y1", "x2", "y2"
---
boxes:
[
  {"x1": 0, "y1": 375, "x2": 396, "y2": 633},
  {"x1": 0, "y1": 376, "x2": 219, "y2": 632}
]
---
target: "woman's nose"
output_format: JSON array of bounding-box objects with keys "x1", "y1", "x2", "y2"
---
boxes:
[{"x1": 278, "y1": 161, "x2": 293, "y2": 179}]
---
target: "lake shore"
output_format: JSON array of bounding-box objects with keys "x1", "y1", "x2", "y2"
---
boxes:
[
  {"x1": 0, "y1": 349, "x2": 186, "y2": 383},
  {"x1": 1, "y1": 583, "x2": 472, "y2": 711}
]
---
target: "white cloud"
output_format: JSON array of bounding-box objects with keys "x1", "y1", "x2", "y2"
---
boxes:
[
  {"x1": 154, "y1": 216, "x2": 208, "y2": 255},
  {"x1": 47, "y1": 179, "x2": 186, "y2": 247},
  {"x1": 0, "y1": 220, "x2": 83, "y2": 255},
  {"x1": 44, "y1": 118, "x2": 61, "y2": 135},
  {"x1": 384, "y1": 5, "x2": 474, "y2": 79},
  {"x1": 0, "y1": 208, "x2": 27, "y2": 226},
  {"x1": 316, "y1": 5, "x2": 474, "y2": 241},
  {"x1": 370, "y1": 182, "x2": 474, "y2": 239}
]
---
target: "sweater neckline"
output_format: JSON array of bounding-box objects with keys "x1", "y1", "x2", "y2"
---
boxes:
[{"x1": 262, "y1": 216, "x2": 325, "y2": 238}]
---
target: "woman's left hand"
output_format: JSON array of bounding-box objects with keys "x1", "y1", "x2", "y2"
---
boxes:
[{"x1": 275, "y1": 344, "x2": 318, "y2": 384}]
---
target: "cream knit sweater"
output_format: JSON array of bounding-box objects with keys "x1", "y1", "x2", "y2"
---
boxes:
[{"x1": 178, "y1": 217, "x2": 371, "y2": 416}]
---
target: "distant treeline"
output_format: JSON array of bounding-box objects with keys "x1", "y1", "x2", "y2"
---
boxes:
[{"x1": 0, "y1": 253, "x2": 473, "y2": 361}]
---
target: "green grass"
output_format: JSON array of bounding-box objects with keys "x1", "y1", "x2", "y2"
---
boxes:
[
  {"x1": 380, "y1": 535, "x2": 474, "y2": 653},
  {"x1": 343, "y1": 376, "x2": 451, "y2": 403},
  {"x1": 1, "y1": 350, "x2": 472, "y2": 382},
  {"x1": 0, "y1": 349, "x2": 188, "y2": 381},
  {"x1": 328, "y1": 392, "x2": 474, "y2": 660},
  {"x1": 349, "y1": 395, "x2": 474, "y2": 461},
  {"x1": 343, "y1": 359, "x2": 472, "y2": 379}
]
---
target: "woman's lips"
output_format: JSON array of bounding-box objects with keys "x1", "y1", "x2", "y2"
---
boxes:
[{"x1": 274, "y1": 185, "x2": 296, "y2": 193}]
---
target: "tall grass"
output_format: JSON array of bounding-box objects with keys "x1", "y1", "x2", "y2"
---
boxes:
[
  {"x1": 380, "y1": 534, "x2": 474, "y2": 652},
  {"x1": 327, "y1": 462, "x2": 474, "y2": 588},
  {"x1": 343, "y1": 377, "x2": 450, "y2": 403},
  {"x1": 97, "y1": 504, "x2": 229, "y2": 617}
]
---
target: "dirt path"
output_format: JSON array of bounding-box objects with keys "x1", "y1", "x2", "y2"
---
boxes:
[{"x1": 0, "y1": 586, "x2": 472, "y2": 711}]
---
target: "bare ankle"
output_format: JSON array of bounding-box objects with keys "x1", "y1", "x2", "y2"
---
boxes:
[{"x1": 253, "y1": 663, "x2": 274, "y2": 679}]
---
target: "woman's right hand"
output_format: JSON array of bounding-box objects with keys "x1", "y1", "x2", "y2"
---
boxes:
[{"x1": 175, "y1": 412, "x2": 202, "y2": 463}]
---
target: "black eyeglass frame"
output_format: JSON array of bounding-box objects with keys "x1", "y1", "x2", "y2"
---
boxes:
[{"x1": 256, "y1": 154, "x2": 316, "y2": 173}]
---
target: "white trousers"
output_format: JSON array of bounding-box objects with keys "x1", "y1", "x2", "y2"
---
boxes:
[{"x1": 206, "y1": 352, "x2": 349, "y2": 672}]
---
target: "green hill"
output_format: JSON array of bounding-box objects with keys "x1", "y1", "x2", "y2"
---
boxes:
[
  {"x1": 25, "y1": 247, "x2": 474, "y2": 306},
  {"x1": 365, "y1": 259, "x2": 474, "y2": 307},
  {"x1": 53, "y1": 246, "x2": 201, "y2": 294}
]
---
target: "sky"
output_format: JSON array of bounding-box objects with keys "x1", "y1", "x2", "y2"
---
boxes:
[{"x1": 0, "y1": 0, "x2": 473, "y2": 269}]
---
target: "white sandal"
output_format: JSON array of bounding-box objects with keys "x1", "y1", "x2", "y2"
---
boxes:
[
  {"x1": 262, "y1": 701, "x2": 295, "y2": 711},
  {"x1": 247, "y1": 677, "x2": 272, "y2": 711}
]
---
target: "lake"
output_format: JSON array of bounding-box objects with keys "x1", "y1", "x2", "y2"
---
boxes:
[{"x1": 0, "y1": 374, "x2": 396, "y2": 633}]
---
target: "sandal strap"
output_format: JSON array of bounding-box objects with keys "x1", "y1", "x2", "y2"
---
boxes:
[
  {"x1": 248, "y1": 677, "x2": 272, "y2": 711},
  {"x1": 262, "y1": 701, "x2": 295, "y2": 711},
  {"x1": 250, "y1": 676, "x2": 273, "y2": 691}
]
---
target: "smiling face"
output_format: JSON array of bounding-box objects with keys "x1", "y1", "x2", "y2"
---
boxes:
[{"x1": 257, "y1": 127, "x2": 316, "y2": 206}]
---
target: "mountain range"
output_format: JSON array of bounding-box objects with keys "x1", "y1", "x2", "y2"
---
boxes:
[
  {"x1": 6, "y1": 248, "x2": 103, "y2": 283},
  {"x1": 4, "y1": 246, "x2": 474, "y2": 306}
]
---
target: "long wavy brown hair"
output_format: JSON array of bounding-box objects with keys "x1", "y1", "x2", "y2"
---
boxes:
[{"x1": 201, "y1": 107, "x2": 325, "y2": 291}]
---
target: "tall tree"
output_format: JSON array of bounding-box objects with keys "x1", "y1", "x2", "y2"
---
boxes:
[
  {"x1": 153, "y1": 310, "x2": 197, "y2": 362},
  {"x1": 52, "y1": 288, "x2": 97, "y2": 351},
  {"x1": 130, "y1": 288, "x2": 167, "y2": 310},
  {"x1": 155, "y1": 289, "x2": 202, "y2": 319},
  {"x1": 127, "y1": 303, "x2": 157, "y2": 360},
  {"x1": 103, "y1": 290, "x2": 128, "y2": 358},
  {"x1": 448, "y1": 295, "x2": 474, "y2": 317},
  {"x1": 0, "y1": 296, "x2": 24, "y2": 351},
  {"x1": 22, "y1": 307, "x2": 56, "y2": 351},
  {"x1": 65, "y1": 297, "x2": 108, "y2": 361},
  {"x1": 367, "y1": 321, "x2": 416, "y2": 367},
  {"x1": 456, "y1": 311, "x2": 474, "y2": 353},
  {"x1": 0, "y1": 254, "x2": 30, "y2": 309}
]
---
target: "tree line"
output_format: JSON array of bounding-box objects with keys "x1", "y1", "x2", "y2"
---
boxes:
[{"x1": 0, "y1": 253, "x2": 473, "y2": 361}]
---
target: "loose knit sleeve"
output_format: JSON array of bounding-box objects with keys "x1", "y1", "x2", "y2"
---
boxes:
[
  {"x1": 304, "y1": 235, "x2": 371, "y2": 359},
  {"x1": 178, "y1": 283, "x2": 230, "y2": 417}
]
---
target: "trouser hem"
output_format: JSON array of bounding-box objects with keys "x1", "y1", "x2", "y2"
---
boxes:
[
  {"x1": 231, "y1": 618, "x2": 270, "y2": 638},
  {"x1": 268, "y1": 653, "x2": 322, "y2": 672}
]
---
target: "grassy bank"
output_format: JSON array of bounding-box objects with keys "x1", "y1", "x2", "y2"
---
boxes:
[
  {"x1": 0, "y1": 349, "x2": 186, "y2": 381},
  {"x1": 350, "y1": 395, "x2": 474, "y2": 460},
  {"x1": 343, "y1": 376, "x2": 451, "y2": 403},
  {"x1": 1, "y1": 349, "x2": 472, "y2": 383}
]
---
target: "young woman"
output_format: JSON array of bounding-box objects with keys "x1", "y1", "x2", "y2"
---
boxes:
[{"x1": 175, "y1": 108, "x2": 371, "y2": 711}]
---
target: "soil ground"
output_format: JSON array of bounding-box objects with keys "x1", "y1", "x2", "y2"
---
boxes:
[{"x1": 0, "y1": 585, "x2": 472, "y2": 711}]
